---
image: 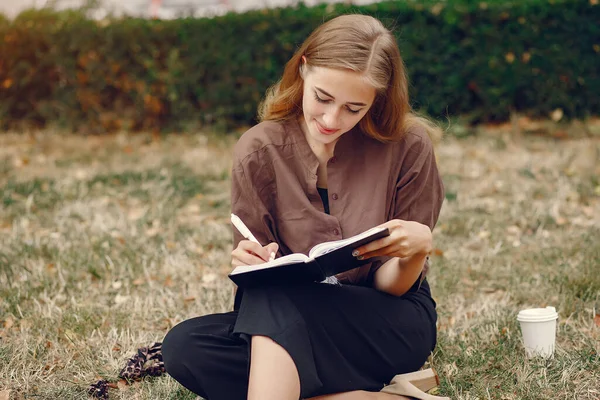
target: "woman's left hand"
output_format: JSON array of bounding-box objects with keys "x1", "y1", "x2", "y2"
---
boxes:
[{"x1": 353, "y1": 219, "x2": 432, "y2": 260}]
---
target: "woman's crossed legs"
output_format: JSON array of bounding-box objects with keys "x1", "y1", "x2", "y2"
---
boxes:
[{"x1": 250, "y1": 334, "x2": 410, "y2": 400}]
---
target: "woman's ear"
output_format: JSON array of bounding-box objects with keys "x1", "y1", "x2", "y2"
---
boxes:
[{"x1": 299, "y1": 55, "x2": 308, "y2": 79}]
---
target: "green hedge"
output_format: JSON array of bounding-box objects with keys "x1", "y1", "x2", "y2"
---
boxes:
[{"x1": 0, "y1": 0, "x2": 598, "y2": 132}]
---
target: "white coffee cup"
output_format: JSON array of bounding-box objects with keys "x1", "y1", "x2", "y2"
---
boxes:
[{"x1": 517, "y1": 306, "x2": 558, "y2": 359}]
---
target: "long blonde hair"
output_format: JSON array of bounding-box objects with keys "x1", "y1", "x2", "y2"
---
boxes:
[{"x1": 258, "y1": 14, "x2": 441, "y2": 143}]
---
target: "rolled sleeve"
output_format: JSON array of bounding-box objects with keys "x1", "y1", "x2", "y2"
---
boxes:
[{"x1": 367, "y1": 133, "x2": 445, "y2": 284}]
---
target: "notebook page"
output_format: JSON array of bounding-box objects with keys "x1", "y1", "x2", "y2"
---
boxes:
[
  {"x1": 308, "y1": 227, "x2": 385, "y2": 258},
  {"x1": 230, "y1": 253, "x2": 310, "y2": 275}
]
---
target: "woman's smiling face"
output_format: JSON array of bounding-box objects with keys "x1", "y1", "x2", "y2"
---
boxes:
[{"x1": 300, "y1": 66, "x2": 376, "y2": 150}]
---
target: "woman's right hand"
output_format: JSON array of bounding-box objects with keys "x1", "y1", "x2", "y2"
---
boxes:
[{"x1": 231, "y1": 240, "x2": 279, "y2": 267}]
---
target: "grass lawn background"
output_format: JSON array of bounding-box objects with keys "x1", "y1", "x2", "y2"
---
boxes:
[{"x1": 1, "y1": 120, "x2": 599, "y2": 399}]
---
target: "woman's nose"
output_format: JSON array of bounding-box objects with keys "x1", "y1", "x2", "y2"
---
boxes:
[{"x1": 323, "y1": 108, "x2": 340, "y2": 128}]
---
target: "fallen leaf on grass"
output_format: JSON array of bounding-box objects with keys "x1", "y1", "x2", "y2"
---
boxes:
[
  {"x1": 16, "y1": 156, "x2": 30, "y2": 167},
  {"x1": 114, "y1": 294, "x2": 130, "y2": 305},
  {"x1": 482, "y1": 287, "x2": 501, "y2": 294},
  {"x1": 132, "y1": 278, "x2": 145, "y2": 286},
  {"x1": 582, "y1": 206, "x2": 594, "y2": 218},
  {"x1": 117, "y1": 379, "x2": 128, "y2": 390},
  {"x1": 594, "y1": 313, "x2": 600, "y2": 328},
  {"x1": 145, "y1": 226, "x2": 160, "y2": 237},
  {"x1": 43, "y1": 364, "x2": 56, "y2": 373},
  {"x1": 0, "y1": 389, "x2": 11, "y2": 400},
  {"x1": 555, "y1": 216, "x2": 567, "y2": 226},
  {"x1": 0, "y1": 221, "x2": 12, "y2": 231},
  {"x1": 19, "y1": 319, "x2": 32, "y2": 331},
  {"x1": 478, "y1": 230, "x2": 491, "y2": 239},
  {"x1": 465, "y1": 239, "x2": 484, "y2": 251},
  {"x1": 127, "y1": 207, "x2": 147, "y2": 221},
  {"x1": 460, "y1": 277, "x2": 477, "y2": 287},
  {"x1": 162, "y1": 318, "x2": 178, "y2": 330},
  {"x1": 3, "y1": 317, "x2": 14, "y2": 329},
  {"x1": 202, "y1": 273, "x2": 218, "y2": 284},
  {"x1": 506, "y1": 225, "x2": 521, "y2": 236}
]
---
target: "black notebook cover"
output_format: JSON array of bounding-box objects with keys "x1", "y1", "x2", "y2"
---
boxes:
[{"x1": 228, "y1": 227, "x2": 389, "y2": 288}]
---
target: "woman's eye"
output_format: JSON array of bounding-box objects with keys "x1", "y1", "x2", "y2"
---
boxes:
[
  {"x1": 314, "y1": 93, "x2": 329, "y2": 104},
  {"x1": 313, "y1": 91, "x2": 361, "y2": 113}
]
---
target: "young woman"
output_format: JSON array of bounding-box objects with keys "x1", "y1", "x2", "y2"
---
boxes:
[{"x1": 162, "y1": 14, "x2": 446, "y2": 400}]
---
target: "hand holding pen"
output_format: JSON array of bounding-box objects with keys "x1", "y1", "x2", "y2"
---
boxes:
[{"x1": 231, "y1": 214, "x2": 278, "y2": 267}]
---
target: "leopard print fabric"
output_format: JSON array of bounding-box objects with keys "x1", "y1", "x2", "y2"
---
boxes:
[
  {"x1": 88, "y1": 342, "x2": 165, "y2": 399},
  {"x1": 119, "y1": 342, "x2": 165, "y2": 380},
  {"x1": 88, "y1": 379, "x2": 110, "y2": 399}
]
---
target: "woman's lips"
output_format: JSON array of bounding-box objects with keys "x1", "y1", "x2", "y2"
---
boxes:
[{"x1": 315, "y1": 120, "x2": 339, "y2": 135}]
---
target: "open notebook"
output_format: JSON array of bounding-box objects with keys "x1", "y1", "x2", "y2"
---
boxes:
[{"x1": 228, "y1": 226, "x2": 389, "y2": 288}]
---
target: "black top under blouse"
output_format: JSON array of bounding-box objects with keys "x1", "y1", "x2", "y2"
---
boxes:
[{"x1": 317, "y1": 187, "x2": 330, "y2": 215}]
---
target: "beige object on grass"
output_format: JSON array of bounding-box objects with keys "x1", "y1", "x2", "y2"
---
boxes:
[{"x1": 381, "y1": 368, "x2": 451, "y2": 400}]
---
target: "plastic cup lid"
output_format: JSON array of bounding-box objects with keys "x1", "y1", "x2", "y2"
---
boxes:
[{"x1": 517, "y1": 306, "x2": 558, "y2": 322}]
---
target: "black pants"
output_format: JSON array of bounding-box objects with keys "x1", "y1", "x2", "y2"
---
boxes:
[{"x1": 162, "y1": 281, "x2": 437, "y2": 400}]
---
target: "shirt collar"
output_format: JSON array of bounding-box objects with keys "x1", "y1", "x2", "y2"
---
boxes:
[
  {"x1": 287, "y1": 117, "x2": 363, "y2": 175},
  {"x1": 287, "y1": 117, "x2": 319, "y2": 176}
]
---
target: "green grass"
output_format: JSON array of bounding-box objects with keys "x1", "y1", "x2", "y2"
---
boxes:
[{"x1": 0, "y1": 127, "x2": 599, "y2": 399}]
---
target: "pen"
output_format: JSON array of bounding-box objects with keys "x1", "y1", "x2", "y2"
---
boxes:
[{"x1": 230, "y1": 213, "x2": 275, "y2": 262}]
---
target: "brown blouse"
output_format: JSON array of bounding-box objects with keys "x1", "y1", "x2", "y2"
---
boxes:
[{"x1": 230, "y1": 118, "x2": 444, "y2": 287}]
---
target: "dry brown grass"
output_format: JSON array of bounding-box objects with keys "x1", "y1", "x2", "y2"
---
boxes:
[{"x1": 0, "y1": 124, "x2": 599, "y2": 399}]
